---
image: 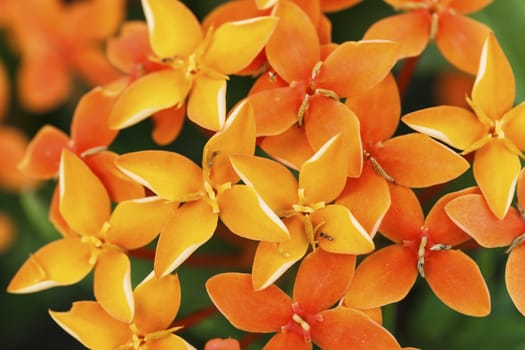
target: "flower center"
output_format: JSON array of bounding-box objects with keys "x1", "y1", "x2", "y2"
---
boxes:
[
  {"x1": 404, "y1": 226, "x2": 452, "y2": 278},
  {"x1": 281, "y1": 302, "x2": 323, "y2": 342}
]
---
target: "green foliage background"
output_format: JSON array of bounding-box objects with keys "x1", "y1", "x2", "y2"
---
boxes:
[{"x1": 1, "y1": 0, "x2": 525, "y2": 349}]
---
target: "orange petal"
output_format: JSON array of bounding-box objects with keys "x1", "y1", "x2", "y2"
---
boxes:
[
  {"x1": 502, "y1": 102, "x2": 525, "y2": 152},
  {"x1": 187, "y1": 76, "x2": 227, "y2": 131},
  {"x1": 448, "y1": 0, "x2": 493, "y2": 14},
  {"x1": 0, "y1": 61, "x2": 8, "y2": 120},
  {"x1": 445, "y1": 194, "x2": 522, "y2": 248},
  {"x1": 145, "y1": 334, "x2": 195, "y2": 350},
  {"x1": 265, "y1": 331, "x2": 311, "y2": 350},
  {"x1": 203, "y1": 16, "x2": 278, "y2": 75},
  {"x1": 252, "y1": 216, "x2": 309, "y2": 290},
  {"x1": 7, "y1": 238, "x2": 93, "y2": 293},
  {"x1": 425, "y1": 249, "x2": 490, "y2": 316},
  {"x1": 94, "y1": 251, "x2": 134, "y2": 323},
  {"x1": 206, "y1": 273, "x2": 292, "y2": 332},
  {"x1": 72, "y1": 46, "x2": 122, "y2": 87},
  {"x1": 266, "y1": 1, "x2": 320, "y2": 83},
  {"x1": 0, "y1": 212, "x2": 14, "y2": 253},
  {"x1": 116, "y1": 150, "x2": 203, "y2": 202},
  {"x1": 344, "y1": 245, "x2": 417, "y2": 309},
  {"x1": 293, "y1": 249, "x2": 356, "y2": 313},
  {"x1": 134, "y1": 273, "x2": 181, "y2": 334},
  {"x1": 336, "y1": 163, "x2": 391, "y2": 236},
  {"x1": 375, "y1": 133, "x2": 469, "y2": 188},
  {"x1": 379, "y1": 184, "x2": 423, "y2": 243},
  {"x1": 506, "y1": 244, "x2": 525, "y2": 316},
  {"x1": 70, "y1": 87, "x2": 118, "y2": 153},
  {"x1": 312, "y1": 307, "x2": 401, "y2": 350},
  {"x1": 260, "y1": 126, "x2": 315, "y2": 170},
  {"x1": 83, "y1": 151, "x2": 145, "y2": 202},
  {"x1": 203, "y1": 100, "x2": 256, "y2": 187},
  {"x1": 218, "y1": 185, "x2": 289, "y2": 242},
  {"x1": 155, "y1": 199, "x2": 218, "y2": 277},
  {"x1": 316, "y1": 40, "x2": 399, "y2": 97},
  {"x1": 310, "y1": 205, "x2": 374, "y2": 255},
  {"x1": 49, "y1": 186, "x2": 75, "y2": 237},
  {"x1": 300, "y1": 133, "x2": 348, "y2": 203},
  {"x1": 346, "y1": 73, "x2": 400, "y2": 144},
  {"x1": 151, "y1": 105, "x2": 186, "y2": 145},
  {"x1": 49, "y1": 301, "x2": 131, "y2": 349},
  {"x1": 402, "y1": 106, "x2": 484, "y2": 150},
  {"x1": 205, "y1": 338, "x2": 241, "y2": 350},
  {"x1": 142, "y1": 0, "x2": 202, "y2": 58},
  {"x1": 18, "y1": 125, "x2": 70, "y2": 179},
  {"x1": 106, "y1": 21, "x2": 152, "y2": 74},
  {"x1": 0, "y1": 127, "x2": 37, "y2": 191},
  {"x1": 436, "y1": 12, "x2": 492, "y2": 75},
  {"x1": 518, "y1": 168, "x2": 525, "y2": 211},
  {"x1": 203, "y1": 1, "x2": 262, "y2": 30},
  {"x1": 108, "y1": 197, "x2": 176, "y2": 250},
  {"x1": 305, "y1": 96, "x2": 361, "y2": 177},
  {"x1": 321, "y1": 0, "x2": 362, "y2": 12},
  {"x1": 364, "y1": 12, "x2": 430, "y2": 58},
  {"x1": 109, "y1": 70, "x2": 190, "y2": 129},
  {"x1": 230, "y1": 154, "x2": 297, "y2": 212},
  {"x1": 59, "y1": 150, "x2": 110, "y2": 236},
  {"x1": 473, "y1": 140, "x2": 520, "y2": 219}
]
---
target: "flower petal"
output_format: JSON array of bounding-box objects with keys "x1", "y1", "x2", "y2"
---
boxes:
[
  {"x1": 300, "y1": 133, "x2": 348, "y2": 203},
  {"x1": 142, "y1": 0, "x2": 202, "y2": 58},
  {"x1": 321, "y1": 0, "x2": 362, "y2": 12},
  {"x1": 155, "y1": 199, "x2": 218, "y2": 277},
  {"x1": 445, "y1": 194, "x2": 522, "y2": 248},
  {"x1": 7, "y1": 238, "x2": 93, "y2": 293},
  {"x1": 230, "y1": 154, "x2": 297, "y2": 212},
  {"x1": 260, "y1": 126, "x2": 314, "y2": 170},
  {"x1": 205, "y1": 338, "x2": 241, "y2": 350},
  {"x1": 49, "y1": 301, "x2": 131, "y2": 349},
  {"x1": 518, "y1": 168, "x2": 525, "y2": 211},
  {"x1": 116, "y1": 150, "x2": 203, "y2": 202},
  {"x1": 218, "y1": 185, "x2": 289, "y2": 242},
  {"x1": 59, "y1": 150, "x2": 110, "y2": 236},
  {"x1": 0, "y1": 212, "x2": 14, "y2": 253},
  {"x1": 312, "y1": 308, "x2": 401, "y2": 350},
  {"x1": 0, "y1": 127, "x2": 37, "y2": 191},
  {"x1": 310, "y1": 204, "x2": 374, "y2": 255},
  {"x1": 316, "y1": 40, "x2": 399, "y2": 97},
  {"x1": 473, "y1": 140, "x2": 520, "y2": 219},
  {"x1": 109, "y1": 70, "x2": 190, "y2": 129},
  {"x1": 506, "y1": 244, "x2": 525, "y2": 316},
  {"x1": 187, "y1": 76, "x2": 227, "y2": 131},
  {"x1": 144, "y1": 334, "x2": 196, "y2": 350},
  {"x1": 265, "y1": 1, "x2": 320, "y2": 83},
  {"x1": 375, "y1": 133, "x2": 469, "y2": 188},
  {"x1": 363, "y1": 12, "x2": 430, "y2": 58},
  {"x1": 344, "y1": 245, "x2": 417, "y2": 309},
  {"x1": 134, "y1": 273, "x2": 181, "y2": 334},
  {"x1": 264, "y1": 332, "x2": 311, "y2": 350},
  {"x1": 425, "y1": 249, "x2": 491, "y2": 316},
  {"x1": 252, "y1": 215, "x2": 309, "y2": 290},
  {"x1": 293, "y1": 249, "x2": 356, "y2": 313},
  {"x1": 151, "y1": 105, "x2": 186, "y2": 145},
  {"x1": 206, "y1": 272, "x2": 292, "y2": 332},
  {"x1": 448, "y1": 0, "x2": 493, "y2": 14},
  {"x1": 402, "y1": 106, "x2": 484, "y2": 150},
  {"x1": 106, "y1": 21, "x2": 152, "y2": 74},
  {"x1": 203, "y1": 16, "x2": 278, "y2": 75},
  {"x1": 94, "y1": 251, "x2": 134, "y2": 323}
]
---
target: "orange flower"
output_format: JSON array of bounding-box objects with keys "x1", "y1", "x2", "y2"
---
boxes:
[
  {"x1": 207, "y1": 249, "x2": 401, "y2": 349},
  {"x1": 205, "y1": 338, "x2": 241, "y2": 350},
  {"x1": 6, "y1": 0, "x2": 124, "y2": 111},
  {"x1": 403, "y1": 33, "x2": 525, "y2": 219},
  {"x1": 344, "y1": 185, "x2": 491, "y2": 317},
  {"x1": 50, "y1": 273, "x2": 196, "y2": 349},
  {"x1": 445, "y1": 169, "x2": 525, "y2": 316},
  {"x1": 364, "y1": 0, "x2": 492, "y2": 74}
]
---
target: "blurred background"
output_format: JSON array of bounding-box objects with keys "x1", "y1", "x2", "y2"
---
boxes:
[{"x1": 1, "y1": 0, "x2": 525, "y2": 349}]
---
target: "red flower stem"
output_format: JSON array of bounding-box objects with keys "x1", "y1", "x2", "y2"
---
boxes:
[
  {"x1": 397, "y1": 56, "x2": 420, "y2": 98},
  {"x1": 239, "y1": 333, "x2": 261, "y2": 348},
  {"x1": 176, "y1": 305, "x2": 218, "y2": 329},
  {"x1": 128, "y1": 248, "x2": 250, "y2": 268},
  {"x1": 128, "y1": 247, "x2": 155, "y2": 260}
]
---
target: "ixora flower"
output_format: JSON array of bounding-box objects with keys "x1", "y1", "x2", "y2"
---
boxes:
[
  {"x1": 206, "y1": 249, "x2": 402, "y2": 349},
  {"x1": 445, "y1": 169, "x2": 525, "y2": 316},
  {"x1": 8, "y1": 150, "x2": 170, "y2": 323},
  {"x1": 50, "y1": 273, "x2": 196, "y2": 350},
  {"x1": 344, "y1": 185, "x2": 491, "y2": 317},
  {"x1": 403, "y1": 33, "x2": 525, "y2": 219},
  {"x1": 109, "y1": 0, "x2": 278, "y2": 134},
  {"x1": 364, "y1": 0, "x2": 492, "y2": 74}
]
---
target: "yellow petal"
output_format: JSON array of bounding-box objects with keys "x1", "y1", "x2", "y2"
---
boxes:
[
  {"x1": 252, "y1": 215, "x2": 309, "y2": 290},
  {"x1": 94, "y1": 251, "x2": 134, "y2": 323},
  {"x1": 259, "y1": 126, "x2": 315, "y2": 170},
  {"x1": 49, "y1": 301, "x2": 131, "y2": 349},
  {"x1": 142, "y1": 0, "x2": 202, "y2": 58},
  {"x1": 144, "y1": 334, "x2": 196, "y2": 350},
  {"x1": 502, "y1": 102, "x2": 525, "y2": 151},
  {"x1": 59, "y1": 150, "x2": 110, "y2": 236},
  {"x1": 310, "y1": 205, "x2": 374, "y2": 254},
  {"x1": 155, "y1": 200, "x2": 218, "y2": 277},
  {"x1": 109, "y1": 70, "x2": 190, "y2": 129},
  {"x1": 8, "y1": 238, "x2": 93, "y2": 293},
  {"x1": 299, "y1": 134, "x2": 348, "y2": 203},
  {"x1": 203, "y1": 16, "x2": 278, "y2": 74},
  {"x1": 218, "y1": 185, "x2": 289, "y2": 242},
  {"x1": 116, "y1": 150, "x2": 203, "y2": 202},
  {"x1": 473, "y1": 140, "x2": 520, "y2": 219},
  {"x1": 187, "y1": 76, "x2": 227, "y2": 131}
]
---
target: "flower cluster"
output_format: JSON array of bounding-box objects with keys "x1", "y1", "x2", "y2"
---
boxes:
[{"x1": 2, "y1": 0, "x2": 524, "y2": 349}]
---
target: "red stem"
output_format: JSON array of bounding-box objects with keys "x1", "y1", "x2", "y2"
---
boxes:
[
  {"x1": 176, "y1": 305, "x2": 218, "y2": 329},
  {"x1": 397, "y1": 56, "x2": 420, "y2": 98},
  {"x1": 239, "y1": 333, "x2": 262, "y2": 348}
]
